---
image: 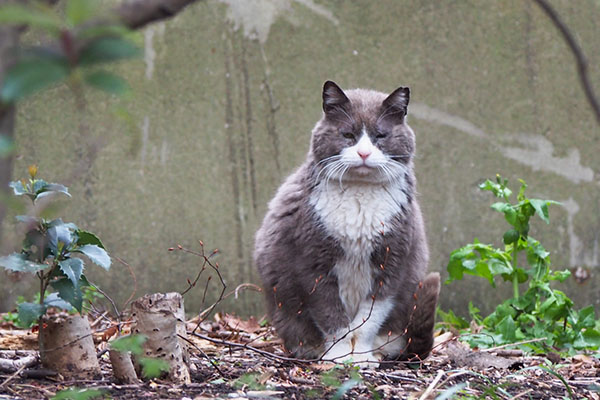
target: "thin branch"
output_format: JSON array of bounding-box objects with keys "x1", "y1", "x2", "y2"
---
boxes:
[
  {"x1": 115, "y1": 0, "x2": 203, "y2": 30},
  {"x1": 532, "y1": 0, "x2": 600, "y2": 124}
]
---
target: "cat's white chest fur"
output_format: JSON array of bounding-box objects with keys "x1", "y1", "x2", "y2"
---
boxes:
[{"x1": 310, "y1": 180, "x2": 408, "y2": 317}]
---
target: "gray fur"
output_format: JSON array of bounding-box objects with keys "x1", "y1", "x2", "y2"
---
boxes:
[{"x1": 254, "y1": 81, "x2": 439, "y2": 361}]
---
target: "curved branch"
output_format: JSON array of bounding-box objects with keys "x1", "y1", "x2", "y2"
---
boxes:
[{"x1": 532, "y1": 0, "x2": 600, "y2": 124}]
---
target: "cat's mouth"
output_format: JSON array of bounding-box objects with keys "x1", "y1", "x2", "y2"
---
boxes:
[{"x1": 352, "y1": 165, "x2": 374, "y2": 174}]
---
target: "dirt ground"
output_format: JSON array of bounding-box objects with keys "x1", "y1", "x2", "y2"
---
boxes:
[{"x1": 0, "y1": 312, "x2": 599, "y2": 399}]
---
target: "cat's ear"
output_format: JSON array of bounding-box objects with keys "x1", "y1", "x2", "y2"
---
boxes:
[
  {"x1": 322, "y1": 81, "x2": 350, "y2": 116},
  {"x1": 381, "y1": 86, "x2": 410, "y2": 121}
]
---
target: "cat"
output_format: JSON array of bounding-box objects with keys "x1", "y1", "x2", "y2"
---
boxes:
[{"x1": 254, "y1": 81, "x2": 440, "y2": 367}]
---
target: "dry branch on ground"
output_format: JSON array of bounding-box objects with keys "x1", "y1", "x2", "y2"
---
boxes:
[{"x1": 0, "y1": 312, "x2": 599, "y2": 399}]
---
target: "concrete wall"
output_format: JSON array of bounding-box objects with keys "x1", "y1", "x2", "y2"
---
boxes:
[{"x1": 2, "y1": 0, "x2": 599, "y2": 318}]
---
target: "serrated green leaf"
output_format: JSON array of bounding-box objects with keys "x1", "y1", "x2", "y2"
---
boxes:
[
  {"x1": 0, "y1": 4, "x2": 62, "y2": 32},
  {"x1": 50, "y1": 278, "x2": 83, "y2": 312},
  {"x1": 84, "y1": 70, "x2": 129, "y2": 95},
  {"x1": 0, "y1": 253, "x2": 48, "y2": 273},
  {"x1": 1, "y1": 57, "x2": 69, "y2": 102},
  {"x1": 76, "y1": 245, "x2": 110, "y2": 270},
  {"x1": 529, "y1": 199, "x2": 550, "y2": 224},
  {"x1": 76, "y1": 230, "x2": 106, "y2": 249},
  {"x1": 110, "y1": 334, "x2": 147, "y2": 355},
  {"x1": 79, "y1": 37, "x2": 141, "y2": 65},
  {"x1": 44, "y1": 292, "x2": 74, "y2": 311},
  {"x1": 59, "y1": 258, "x2": 84, "y2": 288},
  {"x1": 18, "y1": 302, "x2": 46, "y2": 326}
]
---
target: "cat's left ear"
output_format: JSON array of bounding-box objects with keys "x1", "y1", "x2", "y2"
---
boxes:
[{"x1": 381, "y1": 86, "x2": 410, "y2": 121}]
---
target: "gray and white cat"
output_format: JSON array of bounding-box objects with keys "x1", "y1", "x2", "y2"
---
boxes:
[{"x1": 254, "y1": 81, "x2": 440, "y2": 366}]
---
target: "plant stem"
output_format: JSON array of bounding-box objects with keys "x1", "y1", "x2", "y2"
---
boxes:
[{"x1": 512, "y1": 244, "x2": 519, "y2": 300}]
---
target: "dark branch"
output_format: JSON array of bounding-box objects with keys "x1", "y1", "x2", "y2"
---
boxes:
[
  {"x1": 532, "y1": 0, "x2": 600, "y2": 125},
  {"x1": 115, "y1": 0, "x2": 203, "y2": 30}
]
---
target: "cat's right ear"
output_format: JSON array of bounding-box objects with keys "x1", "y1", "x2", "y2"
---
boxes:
[{"x1": 322, "y1": 81, "x2": 350, "y2": 116}]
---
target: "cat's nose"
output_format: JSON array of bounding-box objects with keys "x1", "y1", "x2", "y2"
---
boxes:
[{"x1": 357, "y1": 150, "x2": 371, "y2": 161}]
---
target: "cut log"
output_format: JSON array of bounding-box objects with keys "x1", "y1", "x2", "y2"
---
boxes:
[
  {"x1": 109, "y1": 347, "x2": 140, "y2": 384},
  {"x1": 130, "y1": 292, "x2": 191, "y2": 383},
  {"x1": 38, "y1": 314, "x2": 100, "y2": 379}
]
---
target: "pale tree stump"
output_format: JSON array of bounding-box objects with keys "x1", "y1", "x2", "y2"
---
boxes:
[
  {"x1": 131, "y1": 292, "x2": 191, "y2": 383},
  {"x1": 109, "y1": 345, "x2": 140, "y2": 384},
  {"x1": 39, "y1": 314, "x2": 100, "y2": 379}
]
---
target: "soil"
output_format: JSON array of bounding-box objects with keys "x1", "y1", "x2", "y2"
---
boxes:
[{"x1": 0, "y1": 313, "x2": 599, "y2": 399}]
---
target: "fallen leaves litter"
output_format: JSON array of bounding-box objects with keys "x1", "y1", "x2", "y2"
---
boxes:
[{"x1": 0, "y1": 312, "x2": 599, "y2": 399}]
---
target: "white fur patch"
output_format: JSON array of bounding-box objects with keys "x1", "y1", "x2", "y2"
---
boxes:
[
  {"x1": 323, "y1": 298, "x2": 394, "y2": 367},
  {"x1": 311, "y1": 179, "x2": 407, "y2": 316}
]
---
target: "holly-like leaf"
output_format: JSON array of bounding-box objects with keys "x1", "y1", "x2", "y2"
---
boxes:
[
  {"x1": 79, "y1": 37, "x2": 141, "y2": 65},
  {"x1": 1, "y1": 57, "x2": 69, "y2": 102},
  {"x1": 84, "y1": 70, "x2": 129, "y2": 95},
  {"x1": 76, "y1": 245, "x2": 110, "y2": 270},
  {"x1": 48, "y1": 223, "x2": 74, "y2": 254},
  {"x1": 50, "y1": 278, "x2": 83, "y2": 312},
  {"x1": 17, "y1": 302, "x2": 46, "y2": 326},
  {"x1": 529, "y1": 199, "x2": 550, "y2": 224},
  {"x1": 44, "y1": 292, "x2": 74, "y2": 311},
  {"x1": 36, "y1": 183, "x2": 71, "y2": 200},
  {"x1": 8, "y1": 180, "x2": 27, "y2": 195},
  {"x1": 76, "y1": 230, "x2": 106, "y2": 249},
  {"x1": 0, "y1": 253, "x2": 48, "y2": 273},
  {"x1": 59, "y1": 258, "x2": 84, "y2": 288}
]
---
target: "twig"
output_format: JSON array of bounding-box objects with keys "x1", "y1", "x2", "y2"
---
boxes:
[
  {"x1": 512, "y1": 389, "x2": 534, "y2": 399},
  {"x1": 177, "y1": 333, "x2": 226, "y2": 379},
  {"x1": 418, "y1": 369, "x2": 445, "y2": 400},
  {"x1": 480, "y1": 337, "x2": 547, "y2": 352},
  {"x1": 0, "y1": 363, "x2": 27, "y2": 389},
  {"x1": 115, "y1": 256, "x2": 138, "y2": 310},
  {"x1": 532, "y1": 0, "x2": 600, "y2": 124}
]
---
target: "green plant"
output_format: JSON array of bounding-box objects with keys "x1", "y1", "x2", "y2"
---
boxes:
[
  {"x1": 52, "y1": 388, "x2": 104, "y2": 400},
  {"x1": 110, "y1": 334, "x2": 170, "y2": 379},
  {"x1": 318, "y1": 364, "x2": 363, "y2": 400},
  {"x1": 0, "y1": 167, "x2": 111, "y2": 326},
  {"x1": 445, "y1": 175, "x2": 600, "y2": 353},
  {"x1": 0, "y1": 0, "x2": 140, "y2": 103}
]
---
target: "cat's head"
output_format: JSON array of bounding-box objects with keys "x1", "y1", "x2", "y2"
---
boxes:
[{"x1": 310, "y1": 81, "x2": 415, "y2": 184}]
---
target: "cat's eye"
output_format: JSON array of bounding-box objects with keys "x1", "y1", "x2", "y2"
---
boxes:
[
  {"x1": 341, "y1": 131, "x2": 354, "y2": 139},
  {"x1": 376, "y1": 132, "x2": 388, "y2": 139}
]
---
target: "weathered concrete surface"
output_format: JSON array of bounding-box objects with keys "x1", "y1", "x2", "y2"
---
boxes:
[{"x1": 2, "y1": 0, "x2": 599, "y2": 318}]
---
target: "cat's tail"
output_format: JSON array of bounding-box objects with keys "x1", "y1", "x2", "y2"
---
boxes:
[{"x1": 403, "y1": 272, "x2": 441, "y2": 361}]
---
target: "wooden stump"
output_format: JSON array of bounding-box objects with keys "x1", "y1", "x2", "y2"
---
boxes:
[
  {"x1": 131, "y1": 292, "x2": 191, "y2": 383},
  {"x1": 109, "y1": 346, "x2": 140, "y2": 384},
  {"x1": 39, "y1": 314, "x2": 100, "y2": 379}
]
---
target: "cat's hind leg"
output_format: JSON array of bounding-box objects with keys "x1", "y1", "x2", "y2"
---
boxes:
[{"x1": 375, "y1": 272, "x2": 441, "y2": 362}]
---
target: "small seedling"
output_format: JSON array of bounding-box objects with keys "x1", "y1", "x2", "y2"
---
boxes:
[{"x1": 0, "y1": 167, "x2": 111, "y2": 326}]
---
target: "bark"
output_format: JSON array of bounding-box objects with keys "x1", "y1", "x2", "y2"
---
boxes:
[
  {"x1": 115, "y1": 0, "x2": 202, "y2": 30},
  {"x1": 130, "y1": 292, "x2": 191, "y2": 383},
  {"x1": 109, "y1": 347, "x2": 140, "y2": 384},
  {"x1": 39, "y1": 314, "x2": 101, "y2": 379}
]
